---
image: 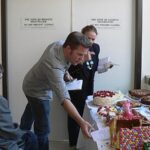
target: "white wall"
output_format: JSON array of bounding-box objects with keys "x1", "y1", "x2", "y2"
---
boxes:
[
  {"x1": 7, "y1": 0, "x2": 71, "y2": 140},
  {"x1": 141, "y1": 0, "x2": 150, "y2": 89},
  {"x1": 6, "y1": 0, "x2": 135, "y2": 141},
  {"x1": 72, "y1": 0, "x2": 135, "y2": 94}
]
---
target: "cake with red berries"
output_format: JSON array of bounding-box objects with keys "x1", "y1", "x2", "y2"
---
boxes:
[{"x1": 93, "y1": 90, "x2": 123, "y2": 106}]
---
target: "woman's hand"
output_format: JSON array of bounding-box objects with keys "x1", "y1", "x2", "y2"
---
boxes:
[
  {"x1": 105, "y1": 61, "x2": 114, "y2": 69},
  {"x1": 81, "y1": 51, "x2": 95, "y2": 64}
]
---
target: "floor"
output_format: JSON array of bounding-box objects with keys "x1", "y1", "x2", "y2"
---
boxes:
[{"x1": 50, "y1": 140, "x2": 74, "y2": 150}]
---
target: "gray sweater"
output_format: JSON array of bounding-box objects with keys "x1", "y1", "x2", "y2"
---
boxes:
[{"x1": 23, "y1": 41, "x2": 71, "y2": 103}]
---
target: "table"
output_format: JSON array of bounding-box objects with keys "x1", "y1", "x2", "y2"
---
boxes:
[
  {"x1": 76, "y1": 95, "x2": 150, "y2": 150},
  {"x1": 76, "y1": 97, "x2": 114, "y2": 150}
]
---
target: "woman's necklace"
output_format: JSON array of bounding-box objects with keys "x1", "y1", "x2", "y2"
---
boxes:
[{"x1": 86, "y1": 60, "x2": 94, "y2": 70}]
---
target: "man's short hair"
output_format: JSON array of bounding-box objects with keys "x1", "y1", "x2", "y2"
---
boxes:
[{"x1": 63, "y1": 31, "x2": 92, "y2": 50}]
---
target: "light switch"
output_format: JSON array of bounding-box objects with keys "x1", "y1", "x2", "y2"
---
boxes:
[{"x1": 145, "y1": 75, "x2": 150, "y2": 85}]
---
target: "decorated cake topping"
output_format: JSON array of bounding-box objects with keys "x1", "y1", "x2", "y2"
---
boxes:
[
  {"x1": 93, "y1": 90, "x2": 124, "y2": 106},
  {"x1": 117, "y1": 101, "x2": 141, "y2": 120},
  {"x1": 97, "y1": 105, "x2": 120, "y2": 117},
  {"x1": 93, "y1": 90, "x2": 115, "y2": 98},
  {"x1": 122, "y1": 101, "x2": 134, "y2": 120}
]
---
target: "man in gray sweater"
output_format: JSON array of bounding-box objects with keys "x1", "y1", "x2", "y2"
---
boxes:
[{"x1": 20, "y1": 31, "x2": 93, "y2": 150}]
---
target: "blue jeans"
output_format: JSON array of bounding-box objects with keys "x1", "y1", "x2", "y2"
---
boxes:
[
  {"x1": 20, "y1": 96, "x2": 50, "y2": 150},
  {"x1": 21, "y1": 131, "x2": 39, "y2": 150}
]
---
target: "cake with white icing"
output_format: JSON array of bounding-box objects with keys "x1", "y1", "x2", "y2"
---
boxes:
[{"x1": 93, "y1": 90, "x2": 123, "y2": 106}]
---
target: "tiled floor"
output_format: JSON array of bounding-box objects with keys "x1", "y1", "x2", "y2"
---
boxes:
[{"x1": 49, "y1": 140, "x2": 72, "y2": 150}]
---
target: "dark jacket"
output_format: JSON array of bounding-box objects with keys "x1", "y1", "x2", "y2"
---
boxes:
[{"x1": 68, "y1": 43, "x2": 100, "y2": 112}]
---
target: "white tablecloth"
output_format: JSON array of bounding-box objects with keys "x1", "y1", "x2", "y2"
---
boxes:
[
  {"x1": 76, "y1": 98, "x2": 114, "y2": 150},
  {"x1": 76, "y1": 95, "x2": 150, "y2": 150}
]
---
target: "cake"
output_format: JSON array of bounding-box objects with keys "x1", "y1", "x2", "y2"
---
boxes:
[
  {"x1": 129, "y1": 89, "x2": 150, "y2": 99},
  {"x1": 93, "y1": 90, "x2": 123, "y2": 106},
  {"x1": 116, "y1": 100, "x2": 141, "y2": 108},
  {"x1": 141, "y1": 95, "x2": 150, "y2": 105}
]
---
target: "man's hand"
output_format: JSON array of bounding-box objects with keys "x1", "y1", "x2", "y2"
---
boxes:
[
  {"x1": 64, "y1": 71, "x2": 73, "y2": 82},
  {"x1": 80, "y1": 120, "x2": 93, "y2": 138},
  {"x1": 62, "y1": 100, "x2": 93, "y2": 139}
]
